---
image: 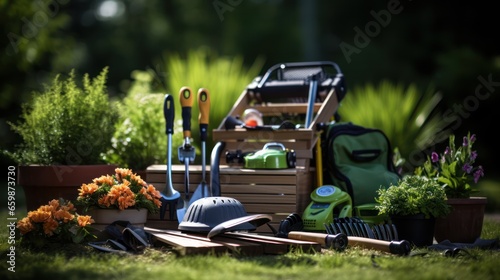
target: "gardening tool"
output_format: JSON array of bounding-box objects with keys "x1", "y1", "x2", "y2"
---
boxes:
[
  {"x1": 159, "y1": 94, "x2": 181, "y2": 220},
  {"x1": 324, "y1": 216, "x2": 399, "y2": 242},
  {"x1": 276, "y1": 213, "x2": 410, "y2": 255},
  {"x1": 305, "y1": 73, "x2": 319, "y2": 128},
  {"x1": 301, "y1": 185, "x2": 353, "y2": 231},
  {"x1": 189, "y1": 88, "x2": 211, "y2": 205},
  {"x1": 210, "y1": 141, "x2": 226, "y2": 197},
  {"x1": 177, "y1": 86, "x2": 195, "y2": 223},
  {"x1": 242, "y1": 142, "x2": 296, "y2": 169}
]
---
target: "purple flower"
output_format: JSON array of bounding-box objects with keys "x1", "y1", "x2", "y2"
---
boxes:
[
  {"x1": 431, "y1": 152, "x2": 439, "y2": 163},
  {"x1": 474, "y1": 166, "x2": 484, "y2": 183},
  {"x1": 463, "y1": 136, "x2": 468, "y2": 147},
  {"x1": 470, "y1": 151, "x2": 477, "y2": 161},
  {"x1": 470, "y1": 134, "x2": 476, "y2": 143},
  {"x1": 444, "y1": 147, "x2": 450, "y2": 155},
  {"x1": 463, "y1": 163, "x2": 473, "y2": 174}
]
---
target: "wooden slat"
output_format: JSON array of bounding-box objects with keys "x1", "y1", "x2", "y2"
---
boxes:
[
  {"x1": 251, "y1": 103, "x2": 323, "y2": 115},
  {"x1": 144, "y1": 227, "x2": 322, "y2": 255},
  {"x1": 244, "y1": 204, "x2": 296, "y2": 214},
  {"x1": 212, "y1": 129, "x2": 315, "y2": 142},
  {"x1": 148, "y1": 232, "x2": 226, "y2": 256}
]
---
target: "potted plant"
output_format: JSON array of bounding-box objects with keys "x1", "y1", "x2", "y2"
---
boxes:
[
  {"x1": 5, "y1": 67, "x2": 119, "y2": 211},
  {"x1": 415, "y1": 132, "x2": 487, "y2": 243},
  {"x1": 375, "y1": 175, "x2": 450, "y2": 247},
  {"x1": 16, "y1": 198, "x2": 95, "y2": 249},
  {"x1": 75, "y1": 167, "x2": 162, "y2": 230}
]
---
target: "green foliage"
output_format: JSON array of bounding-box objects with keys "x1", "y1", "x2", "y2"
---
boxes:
[
  {"x1": 5, "y1": 67, "x2": 118, "y2": 165},
  {"x1": 375, "y1": 175, "x2": 451, "y2": 219},
  {"x1": 104, "y1": 70, "x2": 171, "y2": 170},
  {"x1": 162, "y1": 48, "x2": 264, "y2": 162},
  {"x1": 337, "y1": 80, "x2": 450, "y2": 172}
]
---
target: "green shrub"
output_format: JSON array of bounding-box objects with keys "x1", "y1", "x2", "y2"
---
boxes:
[
  {"x1": 6, "y1": 67, "x2": 118, "y2": 165},
  {"x1": 104, "y1": 70, "x2": 179, "y2": 170},
  {"x1": 375, "y1": 175, "x2": 451, "y2": 218},
  {"x1": 337, "y1": 81, "x2": 450, "y2": 172}
]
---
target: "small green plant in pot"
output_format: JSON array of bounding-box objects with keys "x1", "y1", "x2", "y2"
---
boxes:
[
  {"x1": 5, "y1": 67, "x2": 119, "y2": 211},
  {"x1": 375, "y1": 175, "x2": 450, "y2": 247}
]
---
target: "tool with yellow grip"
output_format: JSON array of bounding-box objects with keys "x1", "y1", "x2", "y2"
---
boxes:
[
  {"x1": 189, "y1": 88, "x2": 211, "y2": 205},
  {"x1": 177, "y1": 86, "x2": 195, "y2": 223}
]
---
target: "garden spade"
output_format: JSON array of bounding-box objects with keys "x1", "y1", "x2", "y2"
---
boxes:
[
  {"x1": 189, "y1": 88, "x2": 211, "y2": 205},
  {"x1": 159, "y1": 94, "x2": 181, "y2": 220},
  {"x1": 177, "y1": 86, "x2": 195, "y2": 223}
]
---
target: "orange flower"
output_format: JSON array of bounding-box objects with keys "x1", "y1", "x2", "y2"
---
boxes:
[
  {"x1": 98, "y1": 194, "x2": 113, "y2": 208},
  {"x1": 42, "y1": 218, "x2": 58, "y2": 236},
  {"x1": 17, "y1": 217, "x2": 35, "y2": 235},
  {"x1": 60, "y1": 201, "x2": 75, "y2": 212},
  {"x1": 48, "y1": 199, "x2": 60, "y2": 210},
  {"x1": 38, "y1": 205, "x2": 54, "y2": 214},
  {"x1": 54, "y1": 209, "x2": 74, "y2": 223},
  {"x1": 147, "y1": 184, "x2": 162, "y2": 199},
  {"x1": 78, "y1": 183, "x2": 99, "y2": 197},
  {"x1": 130, "y1": 173, "x2": 147, "y2": 187},
  {"x1": 93, "y1": 175, "x2": 114, "y2": 186},
  {"x1": 77, "y1": 168, "x2": 162, "y2": 214},
  {"x1": 115, "y1": 168, "x2": 132, "y2": 181},
  {"x1": 28, "y1": 209, "x2": 51, "y2": 223},
  {"x1": 77, "y1": 215, "x2": 94, "y2": 227},
  {"x1": 108, "y1": 182, "x2": 136, "y2": 210}
]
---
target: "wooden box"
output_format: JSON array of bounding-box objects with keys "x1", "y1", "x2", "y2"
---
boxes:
[{"x1": 145, "y1": 164, "x2": 314, "y2": 233}]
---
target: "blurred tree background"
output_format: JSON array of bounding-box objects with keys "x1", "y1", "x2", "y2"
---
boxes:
[{"x1": 1, "y1": 0, "x2": 499, "y2": 180}]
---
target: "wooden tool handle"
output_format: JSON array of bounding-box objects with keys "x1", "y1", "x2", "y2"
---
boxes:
[
  {"x1": 287, "y1": 232, "x2": 411, "y2": 255},
  {"x1": 179, "y1": 86, "x2": 193, "y2": 138},
  {"x1": 287, "y1": 231, "x2": 347, "y2": 251},
  {"x1": 348, "y1": 236, "x2": 411, "y2": 255}
]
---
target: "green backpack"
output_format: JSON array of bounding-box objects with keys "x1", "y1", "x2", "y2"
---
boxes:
[{"x1": 322, "y1": 122, "x2": 400, "y2": 212}]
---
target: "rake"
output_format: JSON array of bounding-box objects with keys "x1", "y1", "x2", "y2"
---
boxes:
[{"x1": 324, "y1": 216, "x2": 399, "y2": 242}]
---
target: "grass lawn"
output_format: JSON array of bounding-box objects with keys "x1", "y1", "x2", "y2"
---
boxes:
[{"x1": 1, "y1": 209, "x2": 499, "y2": 280}]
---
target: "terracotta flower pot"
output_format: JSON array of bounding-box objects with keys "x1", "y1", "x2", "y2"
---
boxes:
[
  {"x1": 18, "y1": 165, "x2": 118, "y2": 211},
  {"x1": 434, "y1": 197, "x2": 487, "y2": 243}
]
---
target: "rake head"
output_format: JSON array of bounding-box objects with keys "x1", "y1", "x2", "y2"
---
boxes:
[{"x1": 324, "y1": 217, "x2": 399, "y2": 241}]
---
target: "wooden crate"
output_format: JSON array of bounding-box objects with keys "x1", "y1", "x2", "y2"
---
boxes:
[
  {"x1": 211, "y1": 87, "x2": 340, "y2": 168},
  {"x1": 145, "y1": 164, "x2": 314, "y2": 233}
]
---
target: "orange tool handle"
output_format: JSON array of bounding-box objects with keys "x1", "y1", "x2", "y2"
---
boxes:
[
  {"x1": 198, "y1": 88, "x2": 210, "y2": 142},
  {"x1": 179, "y1": 86, "x2": 193, "y2": 138}
]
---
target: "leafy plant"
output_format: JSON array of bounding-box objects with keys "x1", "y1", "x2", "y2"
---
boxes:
[
  {"x1": 5, "y1": 67, "x2": 118, "y2": 165},
  {"x1": 104, "y1": 70, "x2": 172, "y2": 170},
  {"x1": 76, "y1": 168, "x2": 162, "y2": 214},
  {"x1": 337, "y1": 81, "x2": 449, "y2": 172},
  {"x1": 375, "y1": 175, "x2": 450, "y2": 218},
  {"x1": 16, "y1": 198, "x2": 95, "y2": 249},
  {"x1": 415, "y1": 132, "x2": 485, "y2": 198}
]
